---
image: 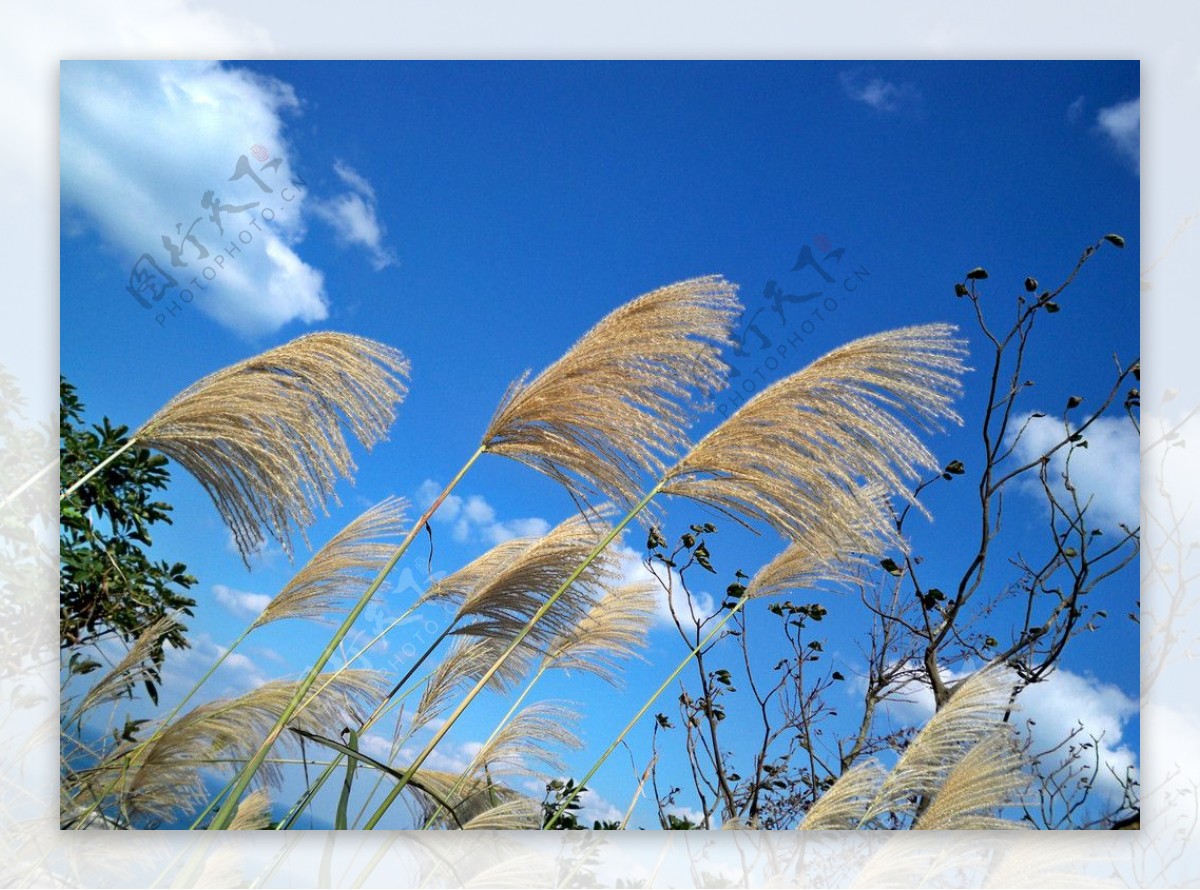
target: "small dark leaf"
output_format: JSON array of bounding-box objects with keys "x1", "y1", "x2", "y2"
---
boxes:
[
  {"x1": 1044, "y1": 301, "x2": 1061, "y2": 313},
  {"x1": 647, "y1": 527, "x2": 667, "y2": 550},
  {"x1": 1062, "y1": 546, "x2": 1078, "y2": 558},
  {"x1": 954, "y1": 283, "x2": 969, "y2": 298},
  {"x1": 1025, "y1": 277, "x2": 1038, "y2": 292},
  {"x1": 1066, "y1": 395, "x2": 1083, "y2": 409},
  {"x1": 681, "y1": 533, "x2": 695, "y2": 549},
  {"x1": 1103, "y1": 233, "x2": 1126, "y2": 248},
  {"x1": 966, "y1": 267, "x2": 989, "y2": 280},
  {"x1": 879, "y1": 557, "x2": 903, "y2": 577},
  {"x1": 944, "y1": 460, "x2": 965, "y2": 476},
  {"x1": 831, "y1": 671, "x2": 844, "y2": 681},
  {"x1": 726, "y1": 583, "x2": 747, "y2": 599}
]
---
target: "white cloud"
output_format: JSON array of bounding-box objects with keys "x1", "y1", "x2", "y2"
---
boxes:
[
  {"x1": 311, "y1": 160, "x2": 397, "y2": 270},
  {"x1": 159, "y1": 631, "x2": 269, "y2": 697},
  {"x1": 1066, "y1": 94, "x2": 1087, "y2": 123},
  {"x1": 575, "y1": 786, "x2": 624, "y2": 826},
  {"x1": 415, "y1": 480, "x2": 549, "y2": 546},
  {"x1": 614, "y1": 544, "x2": 716, "y2": 627},
  {"x1": 881, "y1": 665, "x2": 1138, "y2": 809},
  {"x1": 1007, "y1": 412, "x2": 1139, "y2": 532},
  {"x1": 1096, "y1": 97, "x2": 1140, "y2": 173},
  {"x1": 60, "y1": 60, "x2": 329, "y2": 336},
  {"x1": 839, "y1": 69, "x2": 922, "y2": 114},
  {"x1": 213, "y1": 583, "x2": 271, "y2": 619}
]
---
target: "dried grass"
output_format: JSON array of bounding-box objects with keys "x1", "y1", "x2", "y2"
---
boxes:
[
  {"x1": 252, "y1": 495, "x2": 409, "y2": 628},
  {"x1": 134, "y1": 332, "x2": 409, "y2": 563},
  {"x1": 482, "y1": 276, "x2": 740, "y2": 511},
  {"x1": 664, "y1": 324, "x2": 968, "y2": 549}
]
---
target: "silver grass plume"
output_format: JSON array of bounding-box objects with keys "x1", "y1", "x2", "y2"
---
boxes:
[
  {"x1": 663, "y1": 324, "x2": 967, "y2": 549},
  {"x1": 860, "y1": 665, "x2": 1024, "y2": 826},
  {"x1": 539, "y1": 581, "x2": 659, "y2": 684},
  {"x1": 111, "y1": 670, "x2": 385, "y2": 822},
  {"x1": 796, "y1": 760, "x2": 884, "y2": 830},
  {"x1": 133, "y1": 332, "x2": 409, "y2": 562},
  {"x1": 251, "y1": 495, "x2": 409, "y2": 628},
  {"x1": 74, "y1": 614, "x2": 183, "y2": 718},
  {"x1": 913, "y1": 729, "x2": 1029, "y2": 830},
  {"x1": 745, "y1": 485, "x2": 891, "y2": 600},
  {"x1": 228, "y1": 789, "x2": 272, "y2": 830},
  {"x1": 481, "y1": 276, "x2": 741, "y2": 512},
  {"x1": 414, "y1": 634, "x2": 537, "y2": 730},
  {"x1": 797, "y1": 665, "x2": 1029, "y2": 830},
  {"x1": 463, "y1": 700, "x2": 583, "y2": 780},
  {"x1": 405, "y1": 768, "x2": 541, "y2": 830},
  {"x1": 444, "y1": 513, "x2": 622, "y2": 653}
]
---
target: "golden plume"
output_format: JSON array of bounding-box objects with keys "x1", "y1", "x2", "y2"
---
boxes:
[
  {"x1": 663, "y1": 324, "x2": 967, "y2": 549},
  {"x1": 481, "y1": 276, "x2": 740, "y2": 512},
  {"x1": 131, "y1": 332, "x2": 409, "y2": 562},
  {"x1": 251, "y1": 495, "x2": 409, "y2": 628}
]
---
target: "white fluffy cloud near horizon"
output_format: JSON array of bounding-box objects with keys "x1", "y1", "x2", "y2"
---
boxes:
[{"x1": 61, "y1": 61, "x2": 394, "y2": 337}]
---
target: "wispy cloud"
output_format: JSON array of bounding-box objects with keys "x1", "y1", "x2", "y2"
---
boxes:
[
  {"x1": 312, "y1": 160, "x2": 397, "y2": 270},
  {"x1": 1095, "y1": 97, "x2": 1140, "y2": 173},
  {"x1": 1067, "y1": 95, "x2": 1087, "y2": 124},
  {"x1": 61, "y1": 60, "x2": 329, "y2": 337},
  {"x1": 614, "y1": 544, "x2": 715, "y2": 627},
  {"x1": 213, "y1": 583, "x2": 271, "y2": 619},
  {"x1": 1008, "y1": 413, "x2": 1139, "y2": 532},
  {"x1": 416, "y1": 480, "x2": 550, "y2": 546},
  {"x1": 839, "y1": 69, "x2": 922, "y2": 115}
]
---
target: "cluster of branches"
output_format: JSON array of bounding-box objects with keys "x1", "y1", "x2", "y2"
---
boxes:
[
  {"x1": 636, "y1": 239, "x2": 1140, "y2": 830},
  {"x1": 56, "y1": 241, "x2": 1135, "y2": 831}
]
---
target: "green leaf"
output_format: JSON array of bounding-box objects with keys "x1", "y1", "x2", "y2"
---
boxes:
[
  {"x1": 336, "y1": 728, "x2": 359, "y2": 830},
  {"x1": 1062, "y1": 546, "x2": 1078, "y2": 558},
  {"x1": 966, "y1": 267, "x2": 989, "y2": 280},
  {"x1": 954, "y1": 283, "x2": 969, "y2": 298},
  {"x1": 1044, "y1": 301, "x2": 1061, "y2": 313},
  {"x1": 647, "y1": 527, "x2": 667, "y2": 550},
  {"x1": 1103, "y1": 233, "x2": 1126, "y2": 248}
]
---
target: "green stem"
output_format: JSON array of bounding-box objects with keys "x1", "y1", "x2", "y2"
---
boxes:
[
  {"x1": 61, "y1": 437, "x2": 138, "y2": 500},
  {"x1": 362, "y1": 482, "x2": 664, "y2": 829},
  {"x1": 207, "y1": 445, "x2": 486, "y2": 829},
  {"x1": 544, "y1": 594, "x2": 749, "y2": 829},
  {"x1": 421, "y1": 657, "x2": 547, "y2": 828},
  {"x1": 275, "y1": 620, "x2": 454, "y2": 829}
]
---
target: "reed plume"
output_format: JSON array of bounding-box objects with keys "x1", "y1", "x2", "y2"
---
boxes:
[
  {"x1": 130, "y1": 332, "x2": 409, "y2": 562},
  {"x1": 796, "y1": 665, "x2": 1029, "y2": 830},
  {"x1": 539, "y1": 581, "x2": 658, "y2": 683},
  {"x1": 100, "y1": 670, "x2": 385, "y2": 823},
  {"x1": 251, "y1": 495, "x2": 409, "y2": 628},
  {"x1": 228, "y1": 789, "x2": 272, "y2": 830},
  {"x1": 481, "y1": 276, "x2": 740, "y2": 512},
  {"x1": 663, "y1": 324, "x2": 968, "y2": 548}
]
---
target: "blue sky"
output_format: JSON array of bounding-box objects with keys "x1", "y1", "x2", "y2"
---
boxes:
[{"x1": 60, "y1": 60, "x2": 1140, "y2": 828}]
